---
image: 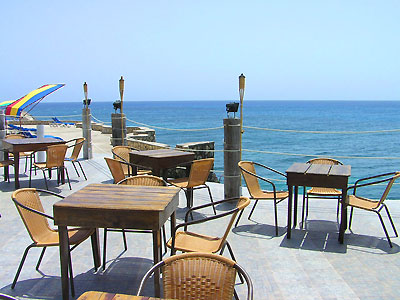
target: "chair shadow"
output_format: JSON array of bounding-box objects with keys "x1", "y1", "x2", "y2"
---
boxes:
[
  {"x1": 0, "y1": 257, "x2": 154, "y2": 300},
  {"x1": 279, "y1": 219, "x2": 400, "y2": 254}
]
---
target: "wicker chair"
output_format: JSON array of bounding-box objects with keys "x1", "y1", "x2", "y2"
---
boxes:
[
  {"x1": 104, "y1": 157, "x2": 126, "y2": 183},
  {"x1": 29, "y1": 144, "x2": 71, "y2": 190},
  {"x1": 11, "y1": 188, "x2": 95, "y2": 296},
  {"x1": 302, "y1": 158, "x2": 343, "y2": 228},
  {"x1": 0, "y1": 150, "x2": 14, "y2": 182},
  {"x1": 168, "y1": 158, "x2": 216, "y2": 214},
  {"x1": 347, "y1": 171, "x2": 400, "y2": 247},
  {"x1": 5, "y1": 134, "x2": 32, "y2": 173},
  {"x1": 102, "y1": 175, "x2": 168, "y2": 270},
  {"x1": 137, "y1": 252, "x2": 253, "y2": 300},
  {"x1": 64, "y1": 138, "x2": 87, "y2": 180},
  {"x1": 236, "y1": 161, "x2": 288, "y2": 236},
  {"x1": 112, "y1": 145, "x2": 151, "y2": 176},
  {"x1": 167, "y1": 197, "x2": 250, "y2": 263}
]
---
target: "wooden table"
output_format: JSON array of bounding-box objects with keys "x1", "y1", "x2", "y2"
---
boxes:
[
  {"x1": 2, "y1": 137, "x2": 65, "y2": 189},
  {"x1": 53, "y1": 184, "x2": 180, "y2": 300},
  {"x1": 129, "y1": 149, "x2": 195, "y2": 179},
  {"x1": 77, "y1": 291, "x2": 172, "y2": 300},
  {"x1": 286, "y1": 162, "x2": 351, "y2": 243}
]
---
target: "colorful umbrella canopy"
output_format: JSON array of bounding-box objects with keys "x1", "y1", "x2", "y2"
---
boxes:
[{"x1": 4, "y1": 84, "x2": 65, "y2": 117}]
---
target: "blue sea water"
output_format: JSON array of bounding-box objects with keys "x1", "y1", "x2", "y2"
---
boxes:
[{"x1": 32, "y1": 100, "x2": 400, "y2": 199}]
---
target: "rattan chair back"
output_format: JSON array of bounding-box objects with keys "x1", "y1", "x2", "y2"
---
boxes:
[
  {"x1": 45, "y1": 144, "x2": 68, "y2": 168},
  {"x1": 112, "y1": 146, "x2": 131, "y2": 174},
  {"x1": 163, "y1": 253, "x2": 236, "y2": 300},
  {"x1": 117, "y1": 175, "x2": 165, "y2": 186},
  {"x1": 306, "y1": 157, "x2": 343, "y2": 165},
  {"x1": 377, "y1": 172, "x2": 400, "y2": 207},
  {"x1": 12, "y1": 188, "x2": 52, "y2": 244},
  {"x1": 187, "y1": 158, "x2": 214, "y2": 188},
  {"x1": 5, "y1": 134, "x2": 25, "y2": 139},
  {"x1": 104, "y1": 157, "x2": 125, "y2": 184},
  {"x1": 138, "y1": 252, "x2": 253, "y2": 300},
  {"x1": 238, "y1": 161, "x2": 261, "y2": 198},
  {"x1": 69, "y1": 138, "x2": 85, "y2": 161}
]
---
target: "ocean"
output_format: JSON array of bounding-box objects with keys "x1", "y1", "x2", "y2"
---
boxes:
[{"x1": 31, "y1": 100, "x2": 400, "y2": 199}]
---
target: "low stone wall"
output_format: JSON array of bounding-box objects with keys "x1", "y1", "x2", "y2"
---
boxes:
[{"x1": 127, "y1": 138, "x2": 169, "y2": 150}]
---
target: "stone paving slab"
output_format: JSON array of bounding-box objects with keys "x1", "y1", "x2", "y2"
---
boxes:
[{"x1": 0, "y1": 153, "x2": 400, "y2": 300}]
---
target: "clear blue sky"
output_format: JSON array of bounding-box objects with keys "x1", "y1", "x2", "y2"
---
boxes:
[{"x1": 1, "y1": 1, "x2": 399, "y2": 102}]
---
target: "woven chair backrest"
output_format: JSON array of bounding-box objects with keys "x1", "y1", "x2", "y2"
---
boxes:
[
  {"x1": 105, "y1": 157, "x2": 125, "y2": 184},
  {"x1": 307, "y1": 158, "x2": 343, "y2": 165},
  {"x1": 187, "y1": 158, "x2": 214, "y2": 188},
  {"x1": 162, "y1": 252, "x2": 237, "y2": 300},
  {"x1": 218, "y1": 197, "x2": 250, "y2": 249},
  {"x1": 5, "y1": 134, "x2": 25, "y2": 139},
  {"x1": 70, "y1": 138, "x2": 85, "y2": 160},
  {"x1": 46, "y1": 144, "x2": 67, "y2": 168},
  {"x1": 239, "y1": 161, "x2": 262, "y2": 198},
  {"x1": 112, "y1": 146, "x2": 130, "y2": 174},
  {"x1": 378, "y1": 172, "x2": 400, "y2": 206},
  {"x1": 12, "y1": 188, "x2": 52, "y2": 244},
  {"x1": 118, "y1": 175, "x2": 165, "y2": 186}
]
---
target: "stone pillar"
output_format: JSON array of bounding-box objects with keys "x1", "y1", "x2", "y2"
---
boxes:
[
  {"x1": 36, "y1": 125, "x2": 45, "y2": 162},
  {"x1": 0, "y1": 110, "x2": 5, "y2": 160},
  {"x1": 82, "y1": 108, "x2": 93, "y2": 159},
  {"x1": 111, "y1": 113, "x2": 126, "y2": 146},
  {"x1": 224, "y1": 118, "x2": 241, "y2": 200}
]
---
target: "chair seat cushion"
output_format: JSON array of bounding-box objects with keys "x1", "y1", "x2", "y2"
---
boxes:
[
  {"x1": 308, "y1": 187, "x2": 341, "y2": 196},
  {"x1": 251, "y1": 190, "x2": 289, "y2": 200},
  {"x1": 167, "y1": 231, "x2": 222, "y2": 253},
  {"x1": 36, "y1": 227, "x2": 94, "y2": 247},
  {"x1": 348, "y1": 195, "x2": 380, "y2": 211},
  {"x1": 169, "y1": 177, "x2": 189, "y2": 188}
]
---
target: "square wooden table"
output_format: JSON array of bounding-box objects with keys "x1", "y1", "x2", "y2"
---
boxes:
[
  {"x1": 286, "y1": 162, "x2": 351, "y2": 243},
  {"x1": 53, "y1": 184, "x2": 180, "y2": 300},
  {"x1": 129, "y1": 149, "x2": 195, "y2": 179},
  {"x1": 2, "y1": 137, "x2": 65, "y2": 189}
]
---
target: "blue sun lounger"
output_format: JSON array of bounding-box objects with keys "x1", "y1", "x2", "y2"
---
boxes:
[{"x1": 51, "y1": 117, "x2": 74, "y2": 127}]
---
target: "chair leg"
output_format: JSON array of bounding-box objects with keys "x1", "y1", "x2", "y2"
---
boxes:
[
  {"x1": 161, "y1": 225, "x2": 167, "y2": 256},
  {"x1": 234, "y1": 209, "x2": 245, "y2": 228},
  {"x1": 224, "y1": 242, "x2": 244, "y2": 284},
  {"x1": 383, "y1": 204, "x2": 398, "y2": 237},
  {"x1": 41, "y1": 169, "x2": 49, "y2": 190},
  {"x1": 71, "y1": 161, "x2": 80, "y2": 177},
  {"x1": 12, "y1": 244, "x2": 34, "y2": 289},
  {"x1": 206, "y1": 185, "x2": 216, "y2": 215},
  {"x1": 273, "y1": 200, "x2": 279, "y2": 236},
  {"x1": 36, "y1": 247, "x2": 47, "y2": 271},
  {"x1": 63, "y1": 166, "x2": 72, "y2": 190},
  {"x1": 247, "y1": 200, "x2": 259, "y2": 220},
  {"x1": 29, "y1": 164, "x2": 33, "y2": 187},
  {"x1": 122, "y1": 229, "x2": 128, "y2": 251},
  {"x1": 376, "y1": 211, "x2": 393, "y2": 248},
  {"x1": 67, "y1": 248, "x2": 75, "y2": 297},
  {"x1": 349, "y1": 207, "x2": 354, "y2": 230},
  {"x1": 103, "y1": 229, "x2": 108, "y2": 271},
  {"x1": 76, "y1": 160, "x2": 87, "y2": 180}
]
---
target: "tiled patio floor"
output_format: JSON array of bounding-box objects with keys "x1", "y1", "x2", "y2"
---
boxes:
[{"x1": 1, "y1": 154, "x2": 400, "y2": 300}]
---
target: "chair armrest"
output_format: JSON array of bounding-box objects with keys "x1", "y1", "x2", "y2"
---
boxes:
[
  {"x1": 183, "y1": 197, "x2": 240, "y2": 222},
  {"x1": 253, "y1": 162, "x2": 287, "y2": 178},
  {"x1": 11, "y1": 198, "x2": 54, "y2": 220},
  {"x1": 36, "y1": 189, "x2": 65, "y2": 199},
  {"x1": 239, "y1": 165, "x2": 281, "y2": 195},
  {"x1": 347, "y1": 173, "x2": 397, "y2": 195}
]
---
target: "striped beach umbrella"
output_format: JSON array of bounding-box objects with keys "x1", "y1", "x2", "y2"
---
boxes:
[{"x1": 5, "y1": 84, "x2": 65, "y2": 117}]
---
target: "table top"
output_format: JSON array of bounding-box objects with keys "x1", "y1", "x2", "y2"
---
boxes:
[
  {"x1": 130, "y1": 149, "x2": 195, "y2": 170},
  {"x1": 286, "y1": 162, "x2": 351, "y2": 177},
  {"x1": 53, "y1": 184, "x2": 180, "y2": 230},
  {"x1": 2, "y1": 137, "x2": 65, "y2": 152},
  {"x1": 77, "y1": 291, "x2": 173, "y2": 300}
]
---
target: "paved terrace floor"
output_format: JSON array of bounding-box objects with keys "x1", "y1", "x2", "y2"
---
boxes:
[{"x1": 1, "y1": 153, "x2": 400, "y2": 300}]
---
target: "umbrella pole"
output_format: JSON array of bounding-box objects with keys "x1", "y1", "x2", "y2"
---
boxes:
[{"x1": 119, "y1": 76, "x2": 125, "y2": 146}]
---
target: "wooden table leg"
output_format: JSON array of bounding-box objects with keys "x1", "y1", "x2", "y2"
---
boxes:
[
  {"x1": 4, "y1": 151, "x2": 9, "y2": 182},
  {"x1": 170, "y1": 211, "x2": 176, "y2": 256},
  {"x1": 287, "y1": 185, "x2": 293, "y2": 239},
  {"x1": 293, "y1": 186, "x2": 298, "y2": 228},
  {"x1": 58, "y1": 225, "x2": 70, "y2": 300},
  {"x1": 152, "y1": 229, "x2": 161, "y2": 297},
  {"x1": 14, "y1": 151, "x2": 20, "y2": 189},
  {"x1": 90, "y1": 229, "x2": 101, "y2": 271},
  {"x1": 339, "y1": 189, "x2": 348, "y2": 244}
]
